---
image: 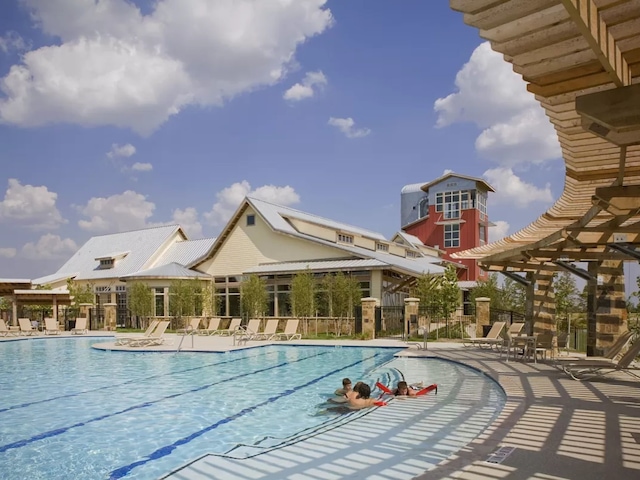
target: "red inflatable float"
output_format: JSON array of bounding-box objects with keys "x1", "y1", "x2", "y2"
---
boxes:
[{"x1": 376, "y1": 381, "x2": 438, "y2": 396}]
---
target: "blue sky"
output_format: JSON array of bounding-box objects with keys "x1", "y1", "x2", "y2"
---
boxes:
[{"x1": 0, "y1": 0, "x2": 572, "y2": 282}]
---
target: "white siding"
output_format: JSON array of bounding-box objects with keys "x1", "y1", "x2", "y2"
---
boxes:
[{"x1": 200, "y1": 207, "x2": 352, "y2": 277}]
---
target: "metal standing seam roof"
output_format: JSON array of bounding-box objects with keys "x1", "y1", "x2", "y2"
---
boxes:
[
  {"x1": 154, "y1": 237, "x2": 217, "y2": 268},
  {"x1": 244, "y1": 259, "x2": 388, "y2": 274},
  {"x1": 247, "y1": 197, "x2": 389, "y2": 242},
  {"x1": 450, "y1": 0, "x2": 640, "y2": 267},
  {"x1": 246, "y1": 197, "x2": 446, "y2": 276},
  {"x1": 35, "y1": 225, "x2": 184, "y2": 282},
  {"x1": 119, "y1": 262, "x2": 211, "y2": 280}
]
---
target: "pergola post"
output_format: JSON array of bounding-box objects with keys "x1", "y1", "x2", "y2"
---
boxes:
[
  {"x1": 531, "y1": 271, "x2": 555, "y2": 337},
  {"x1": 586, "y1": 259, "x2": 627, "y2": 356}
]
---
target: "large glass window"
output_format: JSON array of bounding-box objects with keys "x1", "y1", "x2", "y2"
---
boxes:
[
  {"x1": 477, "y1": 191, "x2": 487, "y2": 220},
  {"x1": 444, "y1": 224, "x2": 460, "y2": 248},
  {"x1": 479, "y1": 224, "x2": 486, "y2": 244}
]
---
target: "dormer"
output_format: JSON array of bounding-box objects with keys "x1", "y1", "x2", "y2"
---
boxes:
[{"x1": 95, "y1": 251, "x2": 129, "y2": 269}]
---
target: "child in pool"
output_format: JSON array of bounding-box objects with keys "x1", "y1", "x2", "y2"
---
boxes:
[{"x1": 334, "y1": 377, "x2": 352, "y2": 396}]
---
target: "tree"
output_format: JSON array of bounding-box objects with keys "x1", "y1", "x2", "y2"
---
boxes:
[
  {"x1": 241, "y1": 274, "x2": 268, "y2": 318},
  {"x1": 128, "y1": 282, "x2": 154, "y2": 327},
  {"x1": 290, "y1": 269, "x2": 316, "y2": 319},
  {"x1": 553, "y1": 272, "x2": 580, "y2": 332},
  {"x1": 169, "y1": 279, "x2": 201, "y2": 320},
  {"x1": 502, "y1": 278, "x2": 526, "y2": 313},
  {"x1": 469, "y1": 274, "x2": 504, "y2": 309},
  {"x1": 66, "y1": 279, "x2": 94, "y2": 317},
  {"x1": 438, "y1": 265, "x2": 461, "y2": 319},
  {"x1": 200, "y1": 280, "x2": 219, "y2": 318},
  {"x1": 410, "y1": 273, "x2": 439, "y2": 310},
  {"x1": 23, "y1": 283, "x2": 53, "y2": 319}
]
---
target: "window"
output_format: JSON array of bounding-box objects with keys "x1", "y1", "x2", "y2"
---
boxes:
[
  {"x1": 477, "y1": 191, "x2": 487, "y2": 220},
  {"x1": 435, "y1": 191, "x2": 460, "y2": 219},
  {"x1": 406, "y1": 250, "x2": 419, "y2": 258},
  {"x1": 418, "y1": 197, "x2": 429, "y2": 218},
  {"x1": 444, "y1": 224, "x2": 460, "y2": 248},
  {"x1": 246, "y1": 214, "x2": 255, "y2": 226},
  {"x1": 337, "y1": 233, "x2": 354, "y2": 244},
  {"x1": 376, "y1": 243, "x2": 389, "y2": 252},
  {"x1": 479, "y1": 224, "x2": 486, "y2": 244},
  {"x1": 99, "y1": 258, "x2": 114, "y2": 268}
]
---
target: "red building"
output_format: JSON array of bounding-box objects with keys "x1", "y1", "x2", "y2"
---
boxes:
[{"x1": 400, "y1": 173, "x2": 495, "y2": 281}]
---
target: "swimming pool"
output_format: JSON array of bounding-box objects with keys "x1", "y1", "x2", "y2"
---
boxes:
[{"x1": 0, "y1": 338, "x2": 505, "y2": 479}]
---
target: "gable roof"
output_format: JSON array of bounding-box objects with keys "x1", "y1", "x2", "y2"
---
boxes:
[
  {"x1": 419, "y1": 172, "x2": 495, "y2": 193},
  {"x1": 34, "y1": 225, "x2": 185, "y2": 283},
  {"x1": 196, "y1": 197, "x2": 445, "y2": 277}
]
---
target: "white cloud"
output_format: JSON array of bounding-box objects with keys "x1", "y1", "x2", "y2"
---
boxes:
[
  {"x1": 107, "y1": 143, "x2": 136, "y2": 158},
  {"x1": 131, "y1": 162, "x2": 152, "y2": 172},
  {"x1": 0, "y1": 178, "x2": 66, "y2": 230},
  {"x1": 171, "y1": 207, "x2": 203, "y2": 239},
  {"x1": 0, "y1": 247, "x2": 17, "y2": 258},
  {"x1": 21, "y1": 234, "x2": 77, "y2": 260},
  {"x1": 1, "y1": 0, "x2": 333, "y2": 135},
  {"x1": 0, "y1": 31, "x2": 29, "y2": 54},
  {"x1": 204, "y1": 180, "x2": 300, "y2": 226},
  {"x1": 489, "y1": 221, "x2": 510, "y2": 242},
  {"x1": 77, "y1": 190, "x2": 155, "y2": 232},
  {"x1": 434, "y1": 42, "x2": 560, "y2": 167},
  {"x1": 328, "y1": 117, "x2": 371, "y2": 139},
  {"x1": 484, "y1": 167, "x2": 553, "y2": 208},
  {"x1": 283, "y1": 70, "x2": 327, "y2": 101}
]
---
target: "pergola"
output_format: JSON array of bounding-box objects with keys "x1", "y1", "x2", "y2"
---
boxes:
[
  {"x1": 450, "y1": 0, "x2": 640, "y2": 272},
  {"x1": 0, "y1": 279, "x2": 71, "y2": 323},
  {"x1": 449, "y1": 1, "x2": 640, "y2": 354}
]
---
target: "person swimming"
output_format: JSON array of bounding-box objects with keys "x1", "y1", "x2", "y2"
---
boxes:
[{"x1": 334, "y1": 377, "x2": 352, "y2": 396}]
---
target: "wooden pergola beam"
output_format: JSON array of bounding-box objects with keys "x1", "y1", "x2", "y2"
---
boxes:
[{"x1": 560, "y1": 0, "x2": 631, "y2": 87}]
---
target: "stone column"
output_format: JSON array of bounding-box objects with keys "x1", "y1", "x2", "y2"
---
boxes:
[
  {"x1": 361, "y1": 297, "x2": 378, "y2": 340},
  {"x1": 587, "y1": 260, "x2": 627, "y2": 356},
  {"x1": 79, "y1": 303, "x2": 92, "y2": 319},
  {"x1": 474, "y1": 297, "x2": 490, "y2": 337},
  {"x1": 532, "y1": 271, "x2": 555, "y2": 336},
  {"x1": 404, "y1": 297, "x2": 419, "y2": 338},
  {"x1": 104, "y1": 303, "x2": 117, "y2": 331}
]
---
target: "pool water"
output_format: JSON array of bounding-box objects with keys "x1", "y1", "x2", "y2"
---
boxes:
[{"x1": 0, "y1": 339, "x2": 405, "y2": 479}]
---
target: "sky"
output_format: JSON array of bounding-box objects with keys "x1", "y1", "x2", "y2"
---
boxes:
[{"x1": 0, "y1": 0, "x2": 580, "y2": 284}]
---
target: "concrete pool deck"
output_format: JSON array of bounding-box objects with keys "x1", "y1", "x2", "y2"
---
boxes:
[{"x1": 2, "y1": 333, "x2": 639, "y2": 479}]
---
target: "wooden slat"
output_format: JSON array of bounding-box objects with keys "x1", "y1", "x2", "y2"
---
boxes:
[
  {"x1": 561, "y1": 0, "x2": 632, "y2": 85},
  {"x1": 481, "y1": 3, "x2": 569, "y2": 42},
  {"x1": 528, "y1": 71, "x2": 612, "y2": 95},
  {"x1": 466, "y1": 0, "x2": 560, "y2": 31}
]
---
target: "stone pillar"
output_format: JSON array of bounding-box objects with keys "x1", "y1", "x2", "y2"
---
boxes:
[
  {"x1": 532, "y1": 271, "x2": 555, "y2": 336},
  {"x1": 361, "y1": 297, "x2": 378, "y2": 340},
  {"x1": 474, "y1": 297, "x2": 490, "y2": 337},
  {"x1": 11, "y1": 298, "x2": 18, "y2": 326},
  {"x1": 404, "y1": 297, "x2": 419, "y2": 338},
  {"x1": 104, "y1": 303, "x2": 117, "y2": 331},
  {"x1": 587, "y1": 260, "x2": 627, "y2": 356}
]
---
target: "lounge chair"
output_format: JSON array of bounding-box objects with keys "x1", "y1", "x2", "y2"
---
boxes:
[
  {"x1": 274, "y1": 319, "x2": 302, "y2": 341},
  {"x1": 554, "y1": 330, "x2": 633, "y2": 365},
  {"x1": 128, "y1": 321, "x2": 171, "y2": 347},
  {"x1": 216, "y1": 318, "x2": 242, "y2": 336},
  {"x1": 179, "y1": 318, "x2": 201, "y2": 336},
  {"x1": 235, "y1": 319, "x2": 261, "y2": 342},
  {"x1": 464, "y1": 321, "x2": 506, "y2": 348},
  {"x1": 71, "y1": 317, "x2": 89, "y2": 335},
  {"x1": 198, "y1": 317, "x2": 221, "y2": 335},
  {"x1": 44, "y1": 318, "x2": 62, "y2": 335},
  {"x1": 253, "y1": 319, "x2": 279, "y2": 341},
  {"x1": 562, "y1": 337, "x2": 640, "y2": 381},
  {"x1": 18, "y1": 318, "x2": 39, "y2": 336},
  {"x1": 0, "y1": 319, "x2": 18, "y2": 337},
  {"x1": 115, "y1": 320, "x2": 159, "y2": 346}
]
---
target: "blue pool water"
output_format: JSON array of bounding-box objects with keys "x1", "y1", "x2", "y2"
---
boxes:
[
  {"x1": 0, "y1": 338, "x2": 406, "y2": 479},
  {"x1": 0, "y1": 338, "x2": 506, "y2": 480}
]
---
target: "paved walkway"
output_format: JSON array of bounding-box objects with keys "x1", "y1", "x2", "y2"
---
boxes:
[{"x1": 2, "y1": 333, "x2": 639, "y2": 479}]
